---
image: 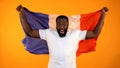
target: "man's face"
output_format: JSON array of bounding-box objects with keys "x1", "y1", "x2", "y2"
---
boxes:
[{"x1": 56, "y1": 18, "x2": 69, "y2": 37}]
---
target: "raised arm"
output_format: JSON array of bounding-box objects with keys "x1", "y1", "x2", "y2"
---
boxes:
[
  {"x1": 16, "y1": 5, "x2": 40, "y2": 38},
  {"x1": 85, "y1": 7, "x2": 109, "y2": 39}
]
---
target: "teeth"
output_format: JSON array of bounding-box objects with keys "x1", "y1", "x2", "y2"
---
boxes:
[
  {"x1": 60, "y1": 30, "x2": 64, "y2": 34},
  {"x1": 61, "y1": 30, "x2": 63, "y2": 31}
]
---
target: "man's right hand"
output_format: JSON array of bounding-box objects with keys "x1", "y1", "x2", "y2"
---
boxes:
[
  {"x1": 17, "y1": 5, "x2": 40, "y2": 38},
  {"x1": 102, "y1": 7, "x2": 109, "y2": 15},
  {"x1": 16, "y1": 5, "x2": 23, "y2": 12}
]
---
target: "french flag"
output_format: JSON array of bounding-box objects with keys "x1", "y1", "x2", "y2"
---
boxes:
[{"x1": 21, "y1": 8, "x2": 102, "y2": 56}]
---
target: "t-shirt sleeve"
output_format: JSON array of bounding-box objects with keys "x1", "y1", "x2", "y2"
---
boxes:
[
  {"x1": 78, "y1": 30, "x2": 87, "y2": 40},
  {"x1": 39, "y1": 29, "x2": 47, "y2": 40}
]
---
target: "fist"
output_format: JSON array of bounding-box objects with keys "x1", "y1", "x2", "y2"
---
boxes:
[
  {"x1": 16, "y1": 5, "x2": 23, "y2": 12},
  {"x1": 102, "y1": 7, "x2": 109, "y2": 13},
  {"x1": 103, "y1": 7, "x2": 109, "y2": 12},
  {"x1": 102, "y1": 7, "x2": 109, "y2": 15}
]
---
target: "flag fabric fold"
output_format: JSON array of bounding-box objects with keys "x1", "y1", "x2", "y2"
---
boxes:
[
  {"x1": 77, "y1": 10, "x2": 102, "y2": 56},
  {"x1": 20, "y1": 8, "x2": 102, "y2": 56}
]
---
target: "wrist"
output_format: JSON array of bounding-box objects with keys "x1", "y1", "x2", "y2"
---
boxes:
[{"x1": 102, "y1": 11, "x2": 105, "y2": 16}]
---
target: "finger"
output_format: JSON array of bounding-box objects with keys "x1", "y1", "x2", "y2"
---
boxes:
[
  {"x1": 16, "y1": 5, "x2": 23, "y2": 11},
  {"x1": 103, "y1": 7, "x2": 109, "y2": 12}
]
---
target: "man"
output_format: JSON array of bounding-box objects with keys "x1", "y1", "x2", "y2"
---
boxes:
[{"x1": 16, "y1": 5, "x2": 108, "y2": 68}]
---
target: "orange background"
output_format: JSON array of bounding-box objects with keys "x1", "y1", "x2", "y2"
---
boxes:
[{"x1": 0, "y1": 0, "x2": 120, "y2": 68}]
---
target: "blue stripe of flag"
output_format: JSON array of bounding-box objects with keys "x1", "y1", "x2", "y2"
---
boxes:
[{"x1": 21, "y1": 8, "x2": 49, "y2": 54}]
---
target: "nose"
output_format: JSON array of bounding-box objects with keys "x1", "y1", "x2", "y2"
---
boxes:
[{"x1": 60, "y1": 25, "x2": 64, "y2": 29}]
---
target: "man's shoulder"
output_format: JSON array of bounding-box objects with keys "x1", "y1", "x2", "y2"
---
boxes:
[
  {"x1": 71, "y1": 29, "x2": 87, "y2": 34},
  {"x1": 39, "y1": 28, "x2": 50, "y2": 31},
  {"x1": 39, "y1": 28, "x2": 57, "y2": 33},
  {"x1": 71, "y1": 29, "x2": 82, "y2": 32}
]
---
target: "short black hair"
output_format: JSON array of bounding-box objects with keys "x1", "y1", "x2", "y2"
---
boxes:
[{"x1": 56, "y1": 15, "x2": 69, "y2": 22}]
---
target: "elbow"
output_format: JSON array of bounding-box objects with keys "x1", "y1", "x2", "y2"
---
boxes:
[
  {"x1": 27, "y1": 30, "x2": 34, "y2": 37},
  {"x1": 86, "y1": 31, "x2": 98, "y2": 39},
  {"x1": 93, "y1": 33, "x2": 98, "y2": 38},
  {"x1": 27, "y1": 30, "x2": 39, "y2": 38},
  {"x1": 86, "y1": 30, "x2": 101, "y2": 39},
  {"x1": 28, "y1": 32, "x2": 33, "y2": 37},
  {"x1": 93, "y1": 30, "x2": 101, "y2": 37},
  {"x1": 93, "y1": 32, "x2": 100, "y2": 38}
]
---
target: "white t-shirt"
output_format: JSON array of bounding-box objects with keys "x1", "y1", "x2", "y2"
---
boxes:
[{"x1": 39, "y1": 29, "x2": 87, "y2": 68}]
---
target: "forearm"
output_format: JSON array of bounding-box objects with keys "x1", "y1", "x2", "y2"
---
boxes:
[
  {"x1": 85, "y1": 7, "x2": 108, "y2": 39},
  {"x1": 93, "y1": 11, "x2": 106, "y2": 36},
  {"x1": 19, "y1": 8, "x2": 33, "y2": 36}
]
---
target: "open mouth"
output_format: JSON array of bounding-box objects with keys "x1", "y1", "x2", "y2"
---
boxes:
[
  {"x1": 57, "y1": 29, "x2": 67, "y2": 37},
  {"x1": 60, "y1": 30, "x2": 64, "y2": 34}
]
